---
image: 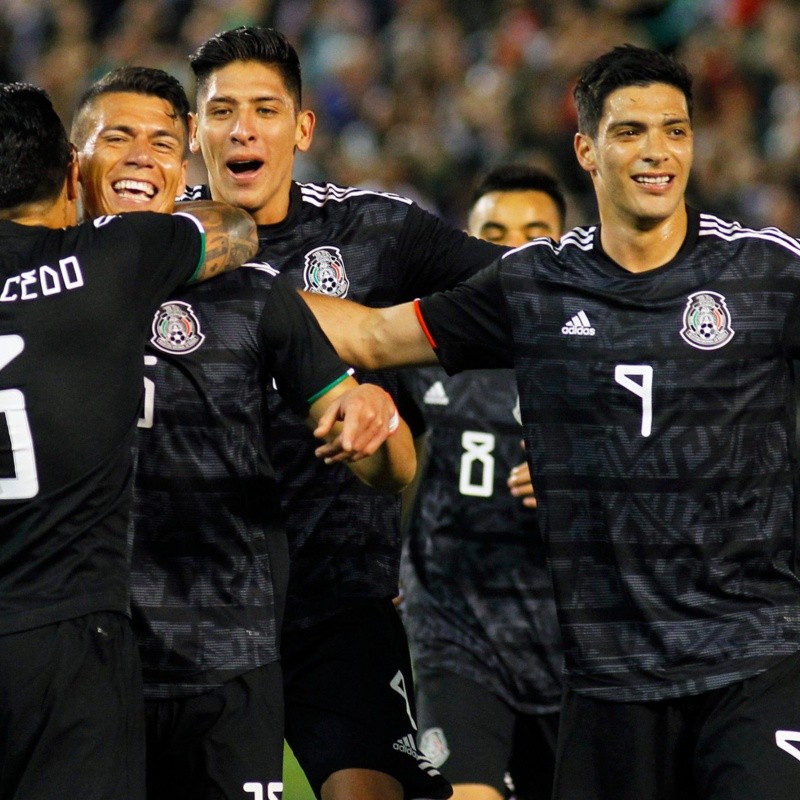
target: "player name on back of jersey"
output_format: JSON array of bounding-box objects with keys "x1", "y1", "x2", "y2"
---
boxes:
[{"x1": 0, "y1": 256, "x2": 84, "y2": 303}]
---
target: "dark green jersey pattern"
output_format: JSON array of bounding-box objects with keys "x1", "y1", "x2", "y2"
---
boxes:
[
  {"x1": 129, "y1": 271, "x2": 350, "y2": 698},
  {"x1": 0, "y1": 213, "x2": 202, "y2": 636},
  {"x1": 182, "y1": 182, "x2": 501, "y2": 630},
  {"x1": 419, "y1": 209, "x2": 800, "y2": 702},
  {"x1": 401, "y1": 367, "x2": 563, "y2": 714}
]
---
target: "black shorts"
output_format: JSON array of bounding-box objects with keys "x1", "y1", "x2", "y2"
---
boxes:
[
  {"x1": 282, "y1": 598, "x2": 452, "y2": 799},
  {"x1": 145, "y1": 663, "x2": 284, "y2": 800},
  {"x1": 415, "y1": 670, "x2": 558, "y2": 800},
  {"x1": 554, "y1": 650, "x2": 800, "y2": 800},
  {"x1": 0, "y1": 611, "x2": 145, "y2": 800}
]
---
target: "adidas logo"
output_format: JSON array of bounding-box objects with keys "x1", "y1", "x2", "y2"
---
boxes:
[
  {"x1": 561, "y1": 310, "x2": 596, "y2": 336},
  {"x1": 423, "y1": 381, "x2": 449, "y2": 405},
  {"x1": 393, "y1": 735, "x2": 442, "y2": 777}
]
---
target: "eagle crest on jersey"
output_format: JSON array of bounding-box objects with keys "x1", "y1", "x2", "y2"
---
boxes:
[
  {"x1": 303, "y1": 246, "x2": 349, "y2": 297},
  {"x1": 150, "y1": 301, "x2": 205, "y2": 354},
  {"x1": 680, "y1": 291, "x2": 734, "y2": 350}
]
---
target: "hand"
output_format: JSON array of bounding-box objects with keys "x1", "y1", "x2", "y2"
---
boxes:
[
  {"x1": 313, "y1": 384, "x2": 398, "y2": 464},
  {"x1": 507, "y1": 445, "x2": 537, "y2": 508}
]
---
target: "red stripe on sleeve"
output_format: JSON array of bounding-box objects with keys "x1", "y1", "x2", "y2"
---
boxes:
[{"x1": 413, "y1": 298, "x2": 437, "y2": 350}]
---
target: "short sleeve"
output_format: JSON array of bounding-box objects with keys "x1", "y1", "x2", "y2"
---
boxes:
[
  {"x1": 417, "y1": 260, "x2": 515, "y2": 374},
  {"x1": 260, "y1": 277, "x2": 352, "y2": 414}
]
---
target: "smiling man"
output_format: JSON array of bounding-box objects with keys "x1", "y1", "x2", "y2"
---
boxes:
[
  {"x1": 300, "y1": 44, "x2": 800, "y2": 800},
  {"x1": 71, "y1": 66, "x2": 417, "y2": 800}
]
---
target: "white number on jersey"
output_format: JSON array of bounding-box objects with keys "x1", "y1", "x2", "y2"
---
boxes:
[
  {"x1": 615, "y1": 365, "x2": 653, "y2": 437},
  {"x1": 0, "y1": 334, "x2": 39, "y2": 498},
  {"x1": 243, "y1": 782, "x2": 283, "y2": 800},
  {"x1": 459, "y1": 431, "x2": 496, "y2": 497},
  {"x1": 138, "y1": 355, "x2": 158, "y2": 429}
]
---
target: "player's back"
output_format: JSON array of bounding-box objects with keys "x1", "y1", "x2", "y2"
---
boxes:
[{"x1": 0, "y1": 212, "x2": 201, "y2": 636}]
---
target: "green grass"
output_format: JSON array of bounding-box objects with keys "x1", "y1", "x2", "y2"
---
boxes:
[{"x1": 283, "y1": 740, "x2": 315, "y2": 800}]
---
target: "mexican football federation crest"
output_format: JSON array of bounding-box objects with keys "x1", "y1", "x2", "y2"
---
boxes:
[
  {"x1": 151, "y1": 301, "x2": 205, "y2": 354},
  {"x1": 303, "y1": 246, "x2": 349, "y2": 297},
  {"x1": 680, "y1": 291, "x2": 734, "y2": 350}
]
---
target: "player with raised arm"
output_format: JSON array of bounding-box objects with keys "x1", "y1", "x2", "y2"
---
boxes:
[
  {"x1": 302, "y1": 45, "x2": 800, "y2": 800},
  {"x1": 0, "y1": 81, "x2": 256, "y2": 800},
  {"x1": 71, "y1": 65, "x2": 415, "y2": 800},
  {"x1": 186, "y1": 26, "x2": 504, "y2": 800}
]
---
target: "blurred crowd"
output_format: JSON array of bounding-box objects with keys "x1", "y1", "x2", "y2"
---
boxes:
[{"x1": 2, "y1": 0, "x2": 800, "y2": 232}]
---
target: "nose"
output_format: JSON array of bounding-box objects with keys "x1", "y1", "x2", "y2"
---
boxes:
[
  {"x1": 125, "y1": 138, "x2": 155, "y2": 166},
  {"x1": 230, "y1": 108, "x2": 257, "y2": 143},
  {"x1": 502, "y1": 232, "x2": 530, "y2": 248},
  {"x1": 641, "y1": 129, "x2": 670, "y2": 164}
]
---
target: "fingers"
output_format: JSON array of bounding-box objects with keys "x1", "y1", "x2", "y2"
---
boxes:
[
  {"x1": 314, "y1": 384, "x2": 397, "y2": 463},
  {"x1": 507, "y1": 459, "x2": 537, "y2": 508}
]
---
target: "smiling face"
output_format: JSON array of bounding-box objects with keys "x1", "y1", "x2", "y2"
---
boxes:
[
  {"x1": 75, "y1": 92, "x2": 188, "y2": 217},
  {"x1": 574, "y1": 82, "x2": 692, "y2": 232},
  {"x1": 468, "y1": 189, "x2": 564, "y2": 247},
  {"x1": 191, "y1": 60, "x2": 315, "y2": 226}
]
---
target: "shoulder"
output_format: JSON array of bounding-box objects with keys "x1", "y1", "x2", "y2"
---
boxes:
[
  {"x1": 297, "y1": 181, "x2": 414, "y2": 209},
  {"x1": 697, "y1": 212, "x2": 800, "y2": 257}
]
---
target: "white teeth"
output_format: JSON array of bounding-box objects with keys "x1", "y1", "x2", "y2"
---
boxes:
[
  {"x1": 113, "y1": 179, "x2": 156, "y2": 198},
  {"x1": 635, "y1": 175, "x2": 670, "y2": 185}
]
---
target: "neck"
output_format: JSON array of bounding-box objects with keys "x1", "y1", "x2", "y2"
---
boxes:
[
  {"x1": 599, "y1": 204, "x2": 689, "y2": 274},
  {"x1": 0, "y1": 187, "x2": 75, "y2": 229}
]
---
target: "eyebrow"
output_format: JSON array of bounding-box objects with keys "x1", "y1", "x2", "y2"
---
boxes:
[
  {"x1": 609, "y1": 115, "x2": 690, "y2": 130},
  {"x1": 206, "y1": 93, "x2": 287, "y2": 105},
  {"x1": 481, "y1": 221, "x2": 554, "y2": 232},
  {"x1": 102, "y1": 124, "x2": 181, "y2": 140}
]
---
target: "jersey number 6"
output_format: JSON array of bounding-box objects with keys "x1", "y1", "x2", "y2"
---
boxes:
[{"x1": 0, "y1": 334, "x2": 39, "y2": 498}]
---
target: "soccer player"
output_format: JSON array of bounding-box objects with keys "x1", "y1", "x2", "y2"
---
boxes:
[
  {"x1": 0, "y1": 82, "x2": 256, "y2": 800},
  {"x1": 186, "y1": 26, "x2": 504, "y2": 800},
  {"x1": 301, "y1": 44, "x2": 800, "y2": 800},
  {"x1": 403, "y1": 164, "x2": 566, "y2": 800},
  {"x1": 71, "y1": 66, "x2": 417, "y2": 800}
]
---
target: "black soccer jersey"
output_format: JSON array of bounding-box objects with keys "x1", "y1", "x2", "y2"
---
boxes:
[
  {"x1": 129, "y1": 268, "x2": 351, "y2": 698},
  {"x1": 182, "y1": 182, "x2": 501, "y2": 629},
  {"x1": 401, "y1": 367, "x2": 563, "y2": 713},
  {"x1": 418, "y1": 208, "x2": 800, "y2": 702},
  {"x1": 0, "y1": 212, "x2": 203, "y2": 636}
]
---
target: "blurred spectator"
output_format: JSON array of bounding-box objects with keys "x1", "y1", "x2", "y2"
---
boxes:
[{"x1": 2, "y1": 0, "x2": 800, "y2": 237}]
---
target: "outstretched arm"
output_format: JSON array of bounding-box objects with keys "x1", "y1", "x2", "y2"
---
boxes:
[
  {"x1": 300, "y1": 292, "x2": 438, "y2": 370},
  {"x1": 175, "y1": 200, "x2": 258, "y2": 282},
  {"x1": 307, "y1": 377, "x2": 416, "y2": 492}
]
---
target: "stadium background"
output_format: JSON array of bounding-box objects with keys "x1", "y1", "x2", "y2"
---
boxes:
[{"x1": 3, "y1": 0, "x2": 800, "y2": 795}]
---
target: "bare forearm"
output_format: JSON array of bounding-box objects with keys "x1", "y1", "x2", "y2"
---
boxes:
[
  {"x1": 348, "y1": 417, "x2": 417, "y2": 491},
  {"x1": 300, "y1": 291, "x2": 436, "y2": 369},
  {"x1": 176, "y1": 200, "x2": 258, "y2": 281}
]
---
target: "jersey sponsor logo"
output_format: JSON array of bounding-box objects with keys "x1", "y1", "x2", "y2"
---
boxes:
[
  {"x1": 393, "y1": 734, "x2": 443, "y2": 777},
  {"x1": 562, "y1": 310, "x2": 596, "y2": 336},
  {"x1": 150, "y1": 301, "x2": 205, "y2": 354},
  {"x1": 776, "y1": 730, "x2": 800, "y2": 763},
  {"x1": 680, "y1": 291, "x2": 734, "y2": 350},
  {"x1": 423, "y1": 381, "x2": 450, "y2": 406},
  {"x1": 419, "y1": 726, "x2": 450, "y2": 769},
  {"x1": 303, "y1": 246, "x2": 349, "y2": 297}
]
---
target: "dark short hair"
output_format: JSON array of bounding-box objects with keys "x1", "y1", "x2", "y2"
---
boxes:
[
  {"x1": 472, "y1": 163, "x2": 567, "y2": 231},
  {"x1": 573, "y1": 44, "x2": 693, "y2": 138},
  {"x1": 189, "y1": 26, "x2": 302, "y2": 109},
  {"x1": 0, "y1": 82, "x2": 71, "y2": 211},
  {"x1": 71, "y1": 66, "x2": 191, "y2": 148}
]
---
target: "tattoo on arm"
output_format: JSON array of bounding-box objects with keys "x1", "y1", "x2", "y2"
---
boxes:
[{"x1": 176, "y1": 201, "x2": 258, "y2": 281}]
